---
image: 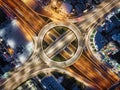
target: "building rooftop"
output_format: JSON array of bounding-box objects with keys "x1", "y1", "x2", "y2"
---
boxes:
[{"x1": 41, "y1": 76, "x2": 65, "y2": 90}]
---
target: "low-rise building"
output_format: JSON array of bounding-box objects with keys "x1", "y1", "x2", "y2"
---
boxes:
[{"x1": 41, "y1": 76, "x2": 65, "y2": 90}]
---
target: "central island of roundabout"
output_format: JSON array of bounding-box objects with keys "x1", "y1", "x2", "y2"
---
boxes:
[{"x1": 37, "y1": 22, "x2": 84, "y2": 68}]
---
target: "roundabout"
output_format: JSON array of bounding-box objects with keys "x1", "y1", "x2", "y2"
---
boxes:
[
  {"x1": 37, "y1": 22, "x2": 84, "y2": 67},
  {"x1": 37, "y1": 22, "x2": 84, "y2": 68}
]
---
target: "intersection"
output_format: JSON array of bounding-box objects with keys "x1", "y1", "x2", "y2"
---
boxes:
[{"x1": 0, "y1": 0, "x2": 120, "y2": 90}]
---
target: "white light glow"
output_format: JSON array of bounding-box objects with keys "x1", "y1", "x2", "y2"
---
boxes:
[
  {"x1": 7, "y1": 39, "x2": 15, "y2": 49},
  {"x1": 18, "y1": 54, "x2": 26, "y2": 64},
  {"x1": 11, "y1": 19, "x2": 17, "y2": 26},
  {"x1": 0, "y1": 29, "x2": 5, "y2": 37},
  {"x1": 26, "y1": 42, "x2": 34, "y2": 52}
]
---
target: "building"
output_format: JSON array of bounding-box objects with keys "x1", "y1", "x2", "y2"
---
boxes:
[
  {"x1": 41, "y1": 76, "x2": 65, "y2": 90},
  {"x1": 0, "y1": 8, "x2": 7, "y2": 24},
  {"x1": 100, "y1": 42, "x2": 120, "y2": 64},
  {"x1": 16, "y1": 79, "x2": 41, "y2": 90}
]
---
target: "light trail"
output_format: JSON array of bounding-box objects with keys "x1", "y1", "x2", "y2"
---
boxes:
[
  {"x1": 1, "y1": 0, "x2": 45, "y2": 35},
  {"x1": 0, "y1": 0, "x2": 119, "y2": 90}
]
